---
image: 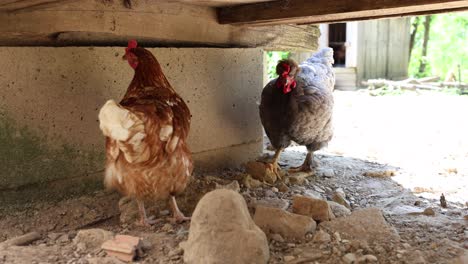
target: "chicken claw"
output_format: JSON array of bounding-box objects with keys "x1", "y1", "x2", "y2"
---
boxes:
[
  {"x1": 266, "y1": 148, "x2": 285, "y2": 179},
  {"x1": 169, "y1": 196, "x2": 190, "y2": 223},
  {"x1": 288, "y1": 152, "x2": 317, "y2": 173},
  {"x1": 265, "y1": 162, "x2": 283, "y2": 180},
  {"x1": 136, "y1": 200, "x2": 156, "y2": 226}
]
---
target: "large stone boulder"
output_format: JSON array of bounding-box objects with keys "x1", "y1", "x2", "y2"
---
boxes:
[{"x1": 183, "y1": 189, "x2": 270, "y2": 264}]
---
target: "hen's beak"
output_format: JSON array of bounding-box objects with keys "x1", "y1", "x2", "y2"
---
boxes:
[{"x1": 122, "y1": 54, "x2": 127, "y2": 60}]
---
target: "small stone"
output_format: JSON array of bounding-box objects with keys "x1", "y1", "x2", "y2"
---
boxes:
[
  {"x1": 254, "y1": 206, "x2": 316, "y2": 240},
  {"x1": 343, "y1": 253, "x2": 357, "y2": 264},
  {"x1": 161, "y1": 223, "x2": 173, "y2": 232},
  {"x1": 332, "y1": 192, "x2": 351, "y2": 209},
  {"x1": 334, "y1": 232, "x2": 341, "y2": 242},
  {"x1": 277, "y1": 182, "x2": 289, "y2": 193},
  {"x1": 321, "y1": 169, "x2": 335, "y2": 178},
  {"x1": 270, "y1": 233, "x2": 284, "y2": 243},
  {"x1": 289, "y1": 172, "x2": 314, "y2": 185},
  {"x1": 423, "y1": 208, "x2": 435, "y2": 216},
  {"x1": 440, "y1": 194, "x2": 447, "y2": 208},
  {"x1": 57, "y1": 234, "x2": 70, "y2": 243},
  {"x1": 271, "y1": 187, "x2": 279, "y2": 192},
  {"x1": 312, "y1": 230, "x2": 331, "y2": 243},
  {"x1": 245, "y1": 161, "x2": 278, "y2": 184},
  {"x1": 358, "y1": 254, "x2": 378, "y2": 262},
  {"x1": 73, "y1": 229, "x2": 114, "y2": 249},
  {"x1": 313, "y1": 185, "x2": 325, "y2": 193},
  {"x1": 327, "y1": 201, "x2": 352, "y2": 218},
  {"x1": 159, "y1": 210, "x2": 170, "y2": 216},
  {"x1": 414, "y1": 201, "x2": 421, "y2": 206},
  {"x1": 402, "y1": 243, "x2": 411, "y2": 249},
  {"x1": 141, "y1": 240, "x2": 152, "y2": 250},
  {"x1": 215, "y1": 180, "x2": 240, "y2": 192},
  {"x1": 243, "y1": 174, "x2": 263, "y2": 188},
  {"x1": 168, "y1": 247, "x2": 183, "y2": 257},
  {"x1": 76, "y1": 242, "x2": 87, "y2": 252},
  {"x1": 255, "y1": 198, "x2": 289, "y2": 211},
  {"x1": 284, "y1": 255, "x2": 295, "y2": 262},
  {"x1": 363, "y1": 170, "x2": 395, "y2": 178},
  {"x1": 292, "y1": 195, "x2": 335, "y2": 222},
  {"x1": 47, "y1": 233, "x2": 61, "y2": 241}
]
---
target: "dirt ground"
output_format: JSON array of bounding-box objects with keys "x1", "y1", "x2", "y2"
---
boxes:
[{"x1": 0, "y1": 90, "x2": 467, "y2": 264}]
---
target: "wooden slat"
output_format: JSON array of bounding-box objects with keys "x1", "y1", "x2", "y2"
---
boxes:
[
  {"x1": 0, "y1": 0, "x2": 318, "y2": 51},
  {"x1": 218, "y1": 0, "x2": 468, "y2": 25}
]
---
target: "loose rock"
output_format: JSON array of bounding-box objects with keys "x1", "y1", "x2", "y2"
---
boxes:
[
  {"x1": 312, "y1": 230, "x2": 331, "y2": 243},
  {"x1": 255, "y1": 198, "x2": 289, "y2": 211},
  {"x1": 277, "y1": 182, "x2": 289, "y2": 193},
  {"x1": 292, "y1": 196, "x2": 335, "y2": 222},
  {"x1": 320, "y1": 208, "x2": 400, "y2": 244},
  {"x1": 254, "y1": 206, "x2": 316, "y2": 240},
  {"x1": 183, "y1": 189, "x2": 269, "y2": 264},
  {"x1": 288, "y1": 172, "x2": 314, "y2": 185},
  {"x1": 343, "y1": 253, "x2": 357, "y2": 264},
  {"x1": 332, "y1": 192, "x2": 351, "y2": 209},
  {"x1": 73, "y1": 229, "x2": 114, "y2": 250},
  {"x1": 357, "y1": 254, "x2": 378, "y2": 262},
  {"x1": 423, "y1": 208, "x2": 435, "y2": 216},
  {"x1": 215, "y1": 180, "x2": 240, "y2": 192},
  {"x1": 245, "y1": 161, "x2": 278, "y2": 184},
  {"x1": 243, "y1": 174, "x2": 263, "y2": 189},
  {"x1": 327, "y1": 201, "x2": 352, "y2": 218}
]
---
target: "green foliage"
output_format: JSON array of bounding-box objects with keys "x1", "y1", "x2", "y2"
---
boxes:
[
  {"x1": 409, "y1": 13, "x2": 468, "y2": 81},
  {"x1": 266, "y1": 51, "x2": 290, "y2": 80}
]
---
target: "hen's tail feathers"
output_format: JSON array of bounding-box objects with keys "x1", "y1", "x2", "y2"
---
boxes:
[
  {"x1": 307, "y1": 47, "x2": 334, "y2": 67},
  {"x1": 99, "y1": 100, "x2": 150, "y2": 163},
  {"x1": 299, "y1": 48, "x2": 336, "y2": 91}
]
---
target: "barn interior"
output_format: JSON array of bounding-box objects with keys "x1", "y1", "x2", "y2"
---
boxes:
[{"x1": 0, "y1": 0, "x2": 467, "y2": 263}]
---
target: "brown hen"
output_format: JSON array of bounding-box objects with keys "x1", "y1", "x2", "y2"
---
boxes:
[{"x1": 98, "y1": 40, "x2": 192, "y2": 225}]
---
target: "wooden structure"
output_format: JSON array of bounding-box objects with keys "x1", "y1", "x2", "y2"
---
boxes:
[
  {"x1": 1, "y1": 0, "x2": 467, "y2": 50},
  {"x1": 319, "y1": 18, "x2": 411, "y2": 90}
]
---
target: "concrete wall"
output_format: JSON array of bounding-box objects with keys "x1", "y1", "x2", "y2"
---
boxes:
[{"x1": 0, "y1": 47, "x2": 264, "y2": 197}]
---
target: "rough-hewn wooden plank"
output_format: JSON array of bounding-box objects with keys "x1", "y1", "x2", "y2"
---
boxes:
[
  {"x1": 356, "y1": 17, "x2": 411, "y2": 85},
  {"x1": 0, "y1": 0, "x2": 318, "y2": 51},
  {"x1": 218, "y1": 0, "x2": 468, "y2": 25}
]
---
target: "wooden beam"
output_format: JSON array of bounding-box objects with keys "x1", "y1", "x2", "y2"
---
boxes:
[
  {"x1": 0, "y1": 0, "x2": 318, "y2": 51},
  {"x1": 218, "y1": 0, "x2": 468, "y2": 25}
]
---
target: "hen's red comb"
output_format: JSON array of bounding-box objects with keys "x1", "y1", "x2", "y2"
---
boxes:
[{"x1": 128, "y1": 39, "x2": 138, "y2": 49}]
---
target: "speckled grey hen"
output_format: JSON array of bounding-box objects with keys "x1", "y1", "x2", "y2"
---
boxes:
[{"x1": 260, "y1": 48, "x2": 335, "y2": 173}]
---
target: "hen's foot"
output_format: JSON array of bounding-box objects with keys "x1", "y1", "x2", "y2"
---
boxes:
[
  {"x1": 169, "y1": 196, "x2": 190, "y2": 224},
  {"x1": 136, "y1": 216, "x2": 157, "y2": 227},
  {"x1": 288, "y1": 163, "x2": 314, "y2": 173},
  {"x1": 288, "y1": 153, "x2": 318, "y2": 173},
  {"x1": 136, "y1": 199, "x2": 155, "y2": 227},
  {"x1": 171, "y1": 213, "x2": 191, "y2": 224},
  {"x1": 265, "y1": 162, "x2": 283, "y2": 180}
]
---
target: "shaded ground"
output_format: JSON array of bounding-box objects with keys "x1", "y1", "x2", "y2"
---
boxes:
[{"x1": 0, "y1": 91, "x2": 467, "y2": 263}]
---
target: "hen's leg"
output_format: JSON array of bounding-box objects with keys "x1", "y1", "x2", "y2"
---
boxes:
[
  {"x1": 288, "y1": 151, "x2": 317, "y2": 173},
  {"x1": 265, "y1": 148, "x2": 284, "y2": 179},
  {"x1": 136, "y1": 199, "x2": 156, "y2": 226},
  {"x1": 169, "y1": 196, "x2": 190, "y2": 223}
]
